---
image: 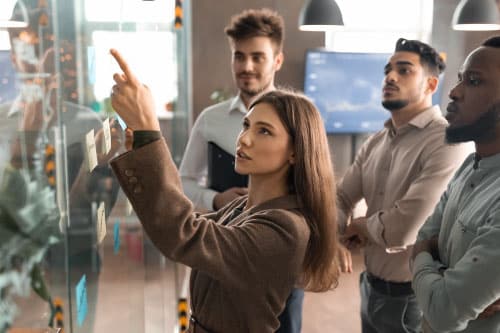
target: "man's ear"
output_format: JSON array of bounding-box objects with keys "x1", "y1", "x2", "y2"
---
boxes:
[
  {"x1": 426, "y1": 75, "x2": 439, "y2": 95},
  {"x1": 274, "y1": 51, "x2": 284, "y2": 71}
]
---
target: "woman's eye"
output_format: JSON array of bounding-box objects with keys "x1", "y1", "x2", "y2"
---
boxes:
[{"x1": 259, "y1": 128, "x2": 271, "y2": 135}]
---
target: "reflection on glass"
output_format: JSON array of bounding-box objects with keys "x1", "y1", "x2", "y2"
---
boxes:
[
  {"x1": 0, "y1": 0, "x2": 188, "y2": 331},
  {"x1": 1, "y1": 0, "x2": 121, "y2": 331}
]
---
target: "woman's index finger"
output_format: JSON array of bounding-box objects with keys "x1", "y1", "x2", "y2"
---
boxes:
[{"x1": 110, "y1": 48, "x2": 138, "y2": 84}]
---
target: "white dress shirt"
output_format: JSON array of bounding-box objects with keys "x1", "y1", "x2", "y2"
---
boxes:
[{"x1": 179, "y1": 95, "x2": 247, "y2": 210}]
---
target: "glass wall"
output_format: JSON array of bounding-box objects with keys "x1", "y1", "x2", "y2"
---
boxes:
[{"x1": 0, "y1": 0, "x2": 190, "y2": 332}]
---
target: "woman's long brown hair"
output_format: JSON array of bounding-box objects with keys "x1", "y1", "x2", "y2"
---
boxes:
[{"x1": 250, "y1": 90, "x2": 340, "y2": 292}]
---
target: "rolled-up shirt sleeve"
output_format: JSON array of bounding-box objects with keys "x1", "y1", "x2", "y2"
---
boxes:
[
  {"x1": 365, "y1": 143, "x2": 467, "y2": 248},
  {"x1": 179, "y1": 112, "x2": 217, "y2": 210},
  {"x1": 337, "y1": 139, "x2": 369, "y2": 232}
]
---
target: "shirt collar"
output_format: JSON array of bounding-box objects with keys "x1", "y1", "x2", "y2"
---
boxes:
[
  {"x1": 384, "y1": 105, "x2": 442, "y2": 135},
  {"x1": 228, "y1": 94, "x2": 248, "y2": 115},
  {"x1": 475, "y1": 152, "x2": 500, "y2": 170}
]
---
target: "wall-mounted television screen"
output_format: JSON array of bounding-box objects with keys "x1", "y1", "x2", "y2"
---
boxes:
[{"x1": 303, "y1": 50, "x2": 442, "y2": 134}]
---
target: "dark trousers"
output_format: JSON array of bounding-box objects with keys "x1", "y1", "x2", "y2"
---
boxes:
[
  {"x1": 360, "y1": 271, "x2": 422, "y2": 333},
  {"x1": 276, "y1": 288, "x2": 304, "y2": 333}
]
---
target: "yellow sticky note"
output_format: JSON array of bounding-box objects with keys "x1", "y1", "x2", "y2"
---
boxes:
[
  {"x1": 85, "y1": 129, "x2": 97, "y2": 172},
  {"x1": 96, "y1": 201, "x2": 106, "y2": 244},
  {"x1": 102, "y1": 118, "x2": 111, "y2": 155}
]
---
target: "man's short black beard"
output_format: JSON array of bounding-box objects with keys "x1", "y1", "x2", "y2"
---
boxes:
[
  {"x1": 382, "y1": 99, "x2": 409, "y2": 111},
  {"x1": 445, "y1": 103, "x2": 500, "y2": 144},
  {"x1": 240, "y1": 87, "x2": 260, "y2": 98}
]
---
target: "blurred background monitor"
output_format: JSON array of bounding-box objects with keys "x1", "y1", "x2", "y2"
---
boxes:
[{"x1": 303, "y1": 50, "x2": 443, "y2": 134}]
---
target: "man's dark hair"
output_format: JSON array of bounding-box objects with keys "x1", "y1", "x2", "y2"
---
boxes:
[
  {"x1": 224, "y1": 8, "x2": 285, "y2": 52},
  {"x1": 482, "y1": 36, "x2": 500, "y2": 48},
  {"x1": 394, "y1": 38, "x2": 446, "y2": 76}
]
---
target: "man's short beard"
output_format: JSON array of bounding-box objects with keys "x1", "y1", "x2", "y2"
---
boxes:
[
  {"x1": 240, "y1": 87, "x2": 261, "y2": 98},
  {"x1": 239, "y1": 80, "x2": 272, "y2": 99},
  {"x1": 445, "y1": 103, "x2": 500, "y2": 144},
  {"x1": 382, "y1": 99, "x2": 409, "y2": 111}
]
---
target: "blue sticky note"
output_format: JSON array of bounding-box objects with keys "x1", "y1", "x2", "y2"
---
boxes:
[
  {"x1": 115, "y1": 113, "x2": 127, "y2": 130},
  {"x1": 76, "y1": 275, "x2": 88, "y2": 326},
  {"x1": 114, "y1": 220, "x2": 121, "y2": 254},
  {"x1": 87, "y1": 47, "x2": 96, "y2": 85}
]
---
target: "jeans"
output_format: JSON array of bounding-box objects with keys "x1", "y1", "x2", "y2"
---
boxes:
[
  {"x1": 276, "y1": 288, "x2": 305, "y2": 333},
  {"x1": 360, "y1": 271, "x2": 422, "y2": 333}
]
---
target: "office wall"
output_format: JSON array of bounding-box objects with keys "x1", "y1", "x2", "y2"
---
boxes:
[{"x1": 190, "y1": 0, "x2": 499, "y2": 176}]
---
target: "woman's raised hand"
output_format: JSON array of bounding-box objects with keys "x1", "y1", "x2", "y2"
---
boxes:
[{"x1": 109, "y1": 49, "x2": 160, "y2": 131}]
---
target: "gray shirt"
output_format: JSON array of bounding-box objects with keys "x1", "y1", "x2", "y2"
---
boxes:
[{"x1": 414, "y1": 152, "x2": 500, "y2": 332}]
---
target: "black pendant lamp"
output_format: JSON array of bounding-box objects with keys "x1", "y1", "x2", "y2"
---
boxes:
[
  {"x1": 0, "y1": 0, "x2": 29, "y2": 28},
  {"x1": 452, "y1": 0, "x2": 500, "y2": 31},
  {"x1": 299, "y1": 0, "x2": 344, "y2": 31}
]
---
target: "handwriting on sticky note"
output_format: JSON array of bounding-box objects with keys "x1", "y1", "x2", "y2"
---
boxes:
[
  {"x1": 85, "y1": 129, "x2": 97, "y2": 172},
  {"x1": 96, "y1": 202, "x2": 106, "y2": 244},
  {"x1": 102, "y1": 118, "x2": 111, "y2": 155},
  {"x1": 76, "y1": 275, "x2": 88, "y2": 326},
  {"x1": 114, "y1": 220, "x2": 120, "y2": 254}
]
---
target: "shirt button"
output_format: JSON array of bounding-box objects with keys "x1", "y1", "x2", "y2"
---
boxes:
[
  {"x1": 133, "y1": 185, "x2": 143, "y2": 194},
  {"x1": 125, "y1": 169, "x2": 134, "y2": 177},
  {"x1": 129, "y1": 176, "x2": 138, "y2": 184},
  {"x1": 470, "y1": 183, "x2": 474, "y2": 188}
]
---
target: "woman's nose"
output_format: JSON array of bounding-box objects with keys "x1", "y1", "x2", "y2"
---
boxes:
[{"x1": 237, "y1": 130, "x2": 251, "y2": 146}]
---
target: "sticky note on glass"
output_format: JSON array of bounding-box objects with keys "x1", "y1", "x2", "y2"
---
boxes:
[
  {"x1": 102, "y1": 118, "x2": 111, "y2": 155},
  {"x1": 87, "y1": 46, "x2": 96, "y2": 85},
  {"x1": 126, "y1": 197, "x2": 133, "y2": 216},
  {"x1": 76, "y1": 275, "x2": 88, "y2": 326},
  {"x1": 96, "y1": 201, "x2": 106, "y2": 244},
  {"x1": 85, "y1": 129, "x2": 98, "y2": 172},
  {"x1": 114, "y1": 220, "x2": 120, "y2": 254},
  {"x1": 115, "y1": 113, "x2": 127, "y2": 130}
]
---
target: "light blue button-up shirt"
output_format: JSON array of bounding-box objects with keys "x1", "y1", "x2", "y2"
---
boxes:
[{"x1": 414, "y1": 152, "x2": 500, "y2": 332}]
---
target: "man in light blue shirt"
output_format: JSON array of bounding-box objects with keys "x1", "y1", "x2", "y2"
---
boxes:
[{"x1": 411, "y1": 36, "x2": 500, "y2": 332}]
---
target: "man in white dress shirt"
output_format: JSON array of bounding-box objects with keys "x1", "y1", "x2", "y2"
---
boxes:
[{"x1": 179, "y1": 8, "x2": 284, "y2": 212}]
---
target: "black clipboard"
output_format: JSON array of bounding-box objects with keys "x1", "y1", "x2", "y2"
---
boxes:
[{"x1": 207, "y1": 141, "x2": 248, "y2": 192}]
